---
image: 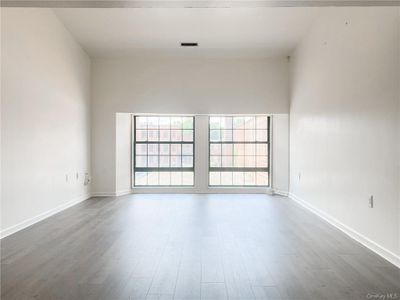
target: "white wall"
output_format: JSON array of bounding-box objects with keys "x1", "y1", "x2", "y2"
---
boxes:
[
  {"x1": 93, "y1": 57, "x2": 290, "y2": 194},
  {"x1": 1, "y1": 8, "x2": 91, "y2": 235},
  {"x1": 289, "y1": 7, "x2": 400, "y2": 261}
]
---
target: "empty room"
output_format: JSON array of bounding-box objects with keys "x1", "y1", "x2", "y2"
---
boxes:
[{"x1": 1, "y1": 1, "x2": 400, "y2": 299}]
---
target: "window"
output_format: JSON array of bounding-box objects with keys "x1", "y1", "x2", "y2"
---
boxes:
[
  {"x1": 133, "y1": 116, "x2": 194, "y2": 186},
  {"x1": 208, "y1": 116, "x2": 270, "y2": 186}
]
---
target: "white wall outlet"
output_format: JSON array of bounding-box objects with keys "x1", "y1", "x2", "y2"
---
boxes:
[
  {"x1": 369, "y1": 195, "x2": 374, "y2": 208},
  {"x1": 76, "y1": 172, "x2": 79, "y2": 180},
  {"x1": 298, "y1": 172, "x2": 301, "y2": 181},
  {"x1": 65, "y1": 174, "x2": 69, "y2": 182}
]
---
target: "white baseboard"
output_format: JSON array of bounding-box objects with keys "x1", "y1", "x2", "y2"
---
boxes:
[
  {"x1": 115, "y1": 189, "x2": 133, "y2": 196},
  {"x1": 91, "y1": 192, "x2": 117, "y2": 197},
  {"x1": 288, "y1": 192, "x2": 400, "y2": 268},
  {"x1": 0, "y1": 193, "x2": 92, "y2": 239},
  {"x1": 272, "y1": 189, "x2": 289, "y2": 196}
]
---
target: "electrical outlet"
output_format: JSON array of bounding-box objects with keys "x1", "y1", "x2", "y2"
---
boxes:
[
  {"x1": 369, "y1": 195, "x2": 374, "y2": 208},
  {"x1": 65, "y1": 174, "x2": 69, "y2": 182},
  {"x1": 298, "y1": 172, "x2": 301, "y2": 181},
  {"x1": 76, "y1": 172, "x2": 79, "y2": 180}
]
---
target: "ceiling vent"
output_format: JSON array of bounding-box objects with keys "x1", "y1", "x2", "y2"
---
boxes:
[{"x1": 180, "y1": 42, "x2": 198, "y2": 47}]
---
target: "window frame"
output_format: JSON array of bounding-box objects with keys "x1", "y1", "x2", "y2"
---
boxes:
[
  {"x1": 207, "y1": 115, "x2": 271, "y2": 187},
  {"x1": 132, "y1": 115, "x2": 195, "y2": 187}
]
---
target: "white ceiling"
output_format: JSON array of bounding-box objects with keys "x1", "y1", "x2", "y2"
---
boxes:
[{"x1": 54, "y1": 8, "x2": 319, "y2": 58}]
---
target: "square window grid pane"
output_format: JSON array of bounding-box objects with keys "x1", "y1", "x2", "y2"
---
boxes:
[
  {"x1": 221, "y1": 130, "x2": 233, "y2": 142},
  {"x1": 182, "y1": 130, "x2": 193, "y2": 141},
  {"x1": 171, "y1": 130, "x2": 182, "y2": 141},
  {"x1": 148, "y1": 130, "x2": 159, "y2": 141},
  {"x1": 160, "y1": 144, "x2": 170, "y2": 155},
  {"x1": 209, "y1": 172, "x2": 220, "y2": 185},
  {"x1": 221, "y1": 172, "x2": 233, "y2": 185},
  {"x1": 232, "y1": 172, "x2": 244, "y2": 185},
  {"x1": 136, "y1": 130, "x2": 147, "y2": 141},
  {"x1": 210, "y1": 130, "x2": 221, "y2": 142},
  {"x1": 182, "y1": 156, "x2": 193, "y2": 168},
  {"x1": 209, "y1": 117, "x2": 221, "y2": 129},
  {"x1": 136, "y1": 156, "x2": 147, "y2": 168},
  {"x1": 171, "y1": 144, "x2": 181, "y2": 155},
  {"x1": 221, "y1": 156, "x2": 233, "y2": 167},
  {"x1": 159, "y1": 130, "x2": 171, "y2": 141},
  {"x1": 160, "y1": 156, "x2": 170, "y2": 168},
  {"x1": 136, "y1": 144, "x2": 147, "y2": 155},
  {"x1": 148, "y1": 144, "x2": 158, "y2": 155},
  {"x1": 210, "y1": 144, "x2": 221, "y2": 155},
  {"x1": 210, "y1": 156, "x2": 222, "y2": 168},
  {"x1": 171, "y1": 117, "x2": 182, "y2": 129},
  {"x1": 182, "y1": 117, "x2": 194, "y2": 129},
  {"x1": 159, "y1": 172, "x2": 170, "y2": 186},
  {"x1": 159, "y1": 117, "x2": 170, "y2": 129},
  {"x1": 182, "y1": 172, "x2": 194, "y2": 185},
  {"x1": 182, "y1": 144, "x2": 193, "y2": 155},
  {"x1": 222, "y1": 144, "x2": 233, "y2": 155},
  {"x1": 147, "y1": 117, "x2": 159, "y2": 129},
  {"x1": 135, "y1": 172, "x2": 147, "y2": 185},
  {"x1": 136, "y1": 117, "x2": 147, "y2": 129},
  {"x1": 171, "y1": 172, "x2": 182, "y2": 185},
  {"x1": 148, "y1": 156, "x2": 159, "y2": 167},
  {"x1": 148, "y1": 172, "x2": 159, "y2": 185},
  {"x1": 170, "y1": 156, "x2": 182, "y2": 167}
]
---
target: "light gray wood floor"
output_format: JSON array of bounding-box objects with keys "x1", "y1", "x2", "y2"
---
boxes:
[{"x1": 1, "y1": 194, "x2": 399, "y2": 300}]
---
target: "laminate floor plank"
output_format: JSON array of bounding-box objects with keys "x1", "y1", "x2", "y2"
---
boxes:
[{"x1": 1, "y1": 194, "x2": 399, "y2": 300}]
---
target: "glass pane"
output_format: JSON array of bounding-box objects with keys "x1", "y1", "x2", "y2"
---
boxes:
[
  {"x1": 135, "y1": 172, "x2": 147, "y2": 185},
  {"x1": 160, "y1": 144, "x2": 170, "y2": 155},
  {"x1": 136, "y1": 144, "x2": 147, "y2": 155},
  {"x1": 148, "y1": 130, "x2": 158, "y2": 141},
  {"x1": 210, "y1": 130, "x2": 221, "y2": 142},
  {"x1": 147, "y1": 117, "x2": 159, "y2": 129},
  {"x1": 222, "y1": 156, "x2": 233, "y2": 167},
  {"x1": 182, "y1": 117, "x2": 193, "y2": 129},
  {"x1": 256, "y1": 144, "x2": 268, "y2": 156},
  {"x1": 234, "y1": 143, "x2": 245, "y2": 156},
  {"x1": 182, "y1": 156, "x2": 193, "y2": 168},
  {"x1": 256, "y1": 130, "x2": 268, "y2": 142},
  {"x1": 148, "y1": 172, "x2": 159, "y2": 185},
  {"x1": 222, "y1": 144, "x2": 233, "y2": 155},
  {"x1": 221, "y1": 172, "x2": 233, "y2": 185},
  {"x1": 159, "y1": 130, "x2": 171, "y2": 142},
  {"x1": 256, "y1": 156, "x2": 268, "y2": 168},
  {"x1": 209, "y1": 117, "x2": 221, "y2": 129},
  {"x1": 210, "y1": 156, "x2": 221, "y2": 168},
  {"x1": 182, "y1": 130, "x2": 193, "y2": 142},
  {"x1": 256, "y1": 172, "x2": 268, "y2": 186},
  {"x1": 136, "y1": 156, "x2": 147, "y2": 167},
  {"x1": 221, "y1": 117, "x2": 233, "y2": 129},
  {"x1": 148, "y1": 156, "x2": 159, "y2": 167},
  {"x1": 170, "y1": 144, "x2": 181, "y2": 155},
  {"x1": 256, "y1": 116, "x2": 268, "y2": 129},
  {"x1": 159, "y1": 172, "x2": 170, "y2": 186},
  {"x1": 244, "y1": 117, "x2": 255, "y2": 129},
  {"x1": 182, "y1": 172, "x2": 194, "y2": 185},
  {"x1": 171, "y1": 117, "x2": 182, "y2": 129},
  {"x1": 233, "y1": 117, "x2": 245, "y2": 129},
  {"x1": 221, "y1": 130, "x2": 233, "y2": 142},
  {"x1": 210, "y1": 144, "x2": 221, "y2": 155},
  {"x1": 148, "y1": 144, "x2": 158, "y2": 155},
  {"x1": 136, "y1": 130, "x2": 147, "y2": 141},
  {"x1": 233, "y1": 130, "x2": 244, "y2": 142},
  {"x1": 171, "y1": 156, "x2": 181, "y2": 167},
  {"x1": 244, "y1": 156, "x2": 256, "y2": 168},
  {"x1": 182, "y1": 144, "x2": 193, "y2": 155},
  {"x1": 245, "y1": 130, "x2": 255, "y2": 142},
  {"x1": 233, "y1": 172, "x2": 244, "y2": 185},
  {"x1": 209, "y1": 172, "x2": 220, "y2": 185},
  {"x1": 245, "y1": 144, "x2": 255, "y2": 156},
  {"x1": 136, "y1": 117, "x2": 147, "y2": 129},
  {"x1": 171, "y1": 172, "x2": 182, "y2": 185},
  {"x1": 159, "y1": 156, "x2": 170, "y2": 168},
  {"x1": 171, "y1": 130, "x2": 182, "y2": 141},
  {"x1": 234, "y1": 156, "x2": 245, "y2": 167},
  {"x1": 244, "y1": 172, "x2": 256, "y2": 185},
  {"x1": 159, "y1": 117, "x2": 170, "y2": 129}
]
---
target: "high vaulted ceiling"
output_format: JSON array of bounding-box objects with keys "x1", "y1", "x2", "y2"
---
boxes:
[{"x1": 54, "y1": 7, "x2": 319, "y2": 58}]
